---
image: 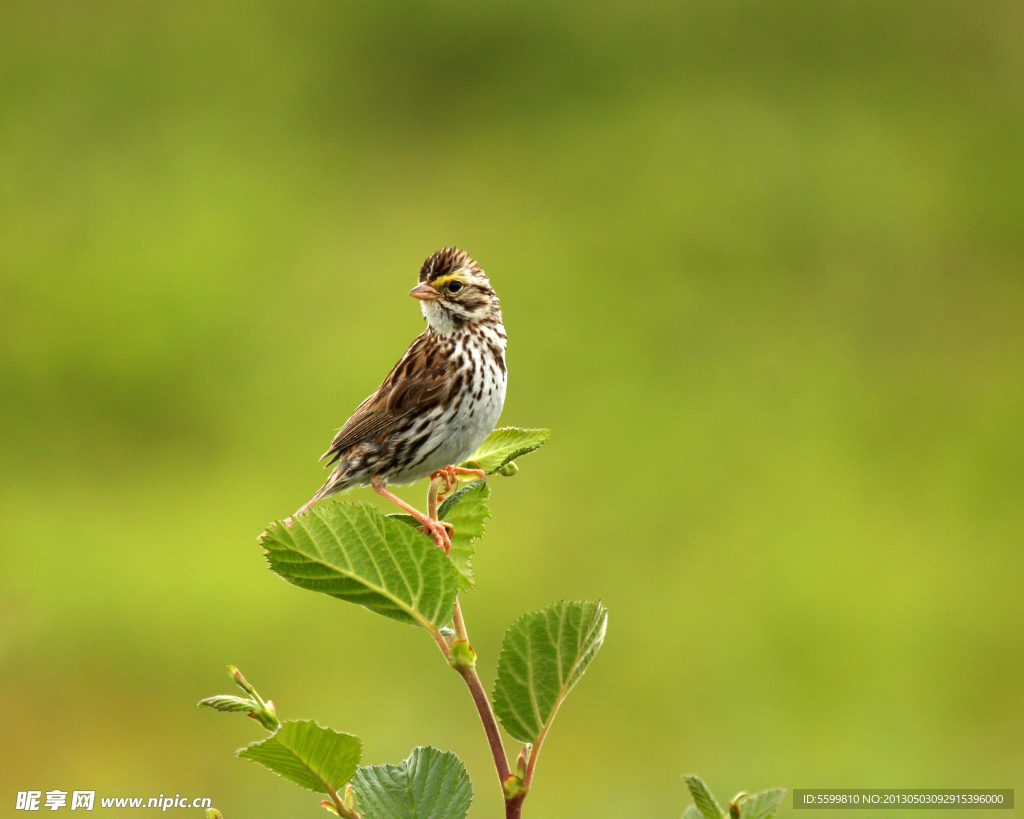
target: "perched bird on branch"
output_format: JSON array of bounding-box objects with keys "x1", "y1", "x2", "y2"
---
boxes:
[{"x1": 295, "y1": 247, "x2": 507, "y2": 550}]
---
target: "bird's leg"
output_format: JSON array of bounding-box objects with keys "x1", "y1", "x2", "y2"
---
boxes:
[
  {"x1": 429, "y1": 465, "x2": 487, "y2": 501},
  {"x1": 371, "y1": 476, "x2": 452, "y2": 552}
]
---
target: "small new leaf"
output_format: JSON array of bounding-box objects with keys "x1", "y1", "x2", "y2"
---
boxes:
[
  {"x1": 238, "y1": 720, "x2": 361, "y2": 794},
  {"x1": 198, "y1": 695, "x2": 259, "y2": 714},
  {"x1": 683, "y1": 807, "x2": 706, "y2": 819},
  {"x1": 685, "y1": 775, "x2": 725, "y2": 819},
  {"x1": 352, "y1": 746, "x2": 472, "y2": 819},
  {"x1": 460, "y1": 427, "x2": 549, "y2": 475},
  {"x1": 740, "y1": 789, "x2": 786, "y2": 819},
  {"x1": 492, "y1": 600, "x2": 608, "y2": 744},
  {"x1": 261, "y1": 503, "x2": 459, "y2": 630}
]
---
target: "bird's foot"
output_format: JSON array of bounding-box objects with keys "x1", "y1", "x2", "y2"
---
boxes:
[
  {"x1": 421, "y1": 518, "x2": 455, "y2": 554},
  {"x1": 430, "y1": 465, "x2": 487, "y2": 500},
  {"x1": 371, "y1": 477, "x2": 454, "y2": 553}
]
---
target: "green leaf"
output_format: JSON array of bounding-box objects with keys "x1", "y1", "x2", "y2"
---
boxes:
[
  {"x1": 238, "y1": 720, "x2": 362, "y2": 795},
  {"x1": 437, "y1": 479, "x2": 489, "y2": 590},
  {"x1": 740, "y1": 789, "x2": 786, "y2": 819},
  {"x1": 684, "y1": 776, "x2": 725, "y2": 819},
  {"x1": 460, "y1": 427, "x2": 549, "y2": 474},
  {"x1": 683, "y1": 807, "x2": 706, "y2": 819},
  {"x1": 261, "y1": 502, "x2": 459, "y2": 630},
  {"x1": 198, "y1": 695, "x2": 259, "y2": 714},
  {"x1": 491, "y1": 600, "x2": 608, "y2": 744},
  {"x1": 352, "y1": 746, "x2": 472, "y2": 819},
  {"x1": 389, "y1": 480, "x2": 491, "y2": 591}
]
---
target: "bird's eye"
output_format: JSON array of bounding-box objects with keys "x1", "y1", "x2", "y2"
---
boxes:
[{"x1": 448, "y1": 281, "x2": 463, "y2": 294}]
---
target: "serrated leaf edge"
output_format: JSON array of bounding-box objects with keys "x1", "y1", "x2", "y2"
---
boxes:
[
  {"x1": 462, "y1": 427, "x2": 550, "y2": 474},
  {"x1": 491, "y1": 600, "x2": 608, "y2": 745},
  {"x1": 352, "y1": 745, "x2": 473, "y2": 819},
  {"x1": 237, "y1": 720, "x2": 362, "y2": 796},
  {"x1": 261, "y1": 502, "x2": 452, "y2": 633},
  {"x1": 741, "y1": 788, "x2": 786, "y2": 819},
  {"x1": 198, "y1": 694, "x2": 259, "y2": 713},
  {"x1": 684, "y1": 775, "x2": 725, "y2": 819},
  {"x1": 438, "y1": 479, "x2": 490, "y2": 591}
]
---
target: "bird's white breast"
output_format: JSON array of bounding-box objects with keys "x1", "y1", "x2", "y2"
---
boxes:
[
  {"x1": 439, "y1": 324, "x2": 507, "y2": 462},
  {"x1": 390, "y1": 323, "x2": 507, "y2": 483}
]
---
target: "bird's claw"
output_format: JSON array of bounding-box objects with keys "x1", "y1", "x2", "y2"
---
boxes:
[
  {"x1": 431, "y1": 465, "x2": 487, "y2": 500},
  {"x1": 422, "y1": 517, "x2": 454, "y2": 553}
]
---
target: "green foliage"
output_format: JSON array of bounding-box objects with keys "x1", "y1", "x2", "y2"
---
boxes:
[
  {"x1": 737, "y1": 789, "x2": 786, "y2": 819},
  {"x1": 198, "y1": 695, "x2": 260, "y2": 714},
  {"x1": 206, "y1": 431, "x2": 618, "y2": 817},
  {"x1": 390, "y1": 478, "x2": 490, "y2": 591},
  {"x1": 683, "y1": 777, "x2": 786, "y2": 819},
  {"x1": 491, "y1": 600, "x2": 608, "y2": 744},
  {"x1": 260, "y1": 502, "x2": 459, "y2": 630},
  {"x1": 238, "y1": 720, "x2": 362, "y2": 795},
  {"x1": 352, "y1": 746, "x2": 473, "y2": 819},
  {"x1": 200, "y1": 666, "x2": 280, "y2": 731},
  {"x1": 10, "y1": 4, "x2": 1024, "y2": 814},
  {"x1": 460, "y1": 428, "x2": 550, "y2": 475},
  {"x1": 685, "y1": 775, "x2": 725, "y2": 819},
  {"x1": 437, "y1": 479, "x2": 489, "y2": 591}
]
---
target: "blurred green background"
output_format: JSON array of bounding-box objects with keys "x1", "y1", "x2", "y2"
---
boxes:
[{"x1": 1, "y1": 2, "x2": 1022, "y2": 817}]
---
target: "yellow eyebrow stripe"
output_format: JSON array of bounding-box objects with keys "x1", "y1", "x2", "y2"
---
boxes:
[{"x1": 430, "y1": 273, "x2": 467, "y2": 289}]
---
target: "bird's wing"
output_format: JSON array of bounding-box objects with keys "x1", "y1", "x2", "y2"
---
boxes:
[{"x1": 321, "y1": 333, "x2": 451, "y2": 465}]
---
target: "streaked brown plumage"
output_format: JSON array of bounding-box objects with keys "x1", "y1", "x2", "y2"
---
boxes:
[{"x1": 294, "y1": 247, "x2": 507, "y2": 548}]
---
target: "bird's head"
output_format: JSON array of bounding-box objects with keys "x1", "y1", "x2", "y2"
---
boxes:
[{"x1": 409, "y1": 247, "x2": 501, "y2": 334}]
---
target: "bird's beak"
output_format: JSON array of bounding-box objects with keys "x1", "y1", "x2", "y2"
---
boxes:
[{"x1": 408, "y1": 282, "x2": 443, "y2": 301}]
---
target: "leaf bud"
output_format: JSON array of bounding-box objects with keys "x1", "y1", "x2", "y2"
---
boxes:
[
  {"x1": 448, "y1": 640, "x2": 477, "y2": 670},
  {"x1": 516, "y1": 745, "x2": 530, "y2": 780},
  {"x1": 320, "y1": 800, "x2": 339, "y2": 815},
  {"x1": 502, "y1": 774, "x2": 527, "y2": 801},
  {"x1": 497, "y1": 461, "x2": 519, "y2": 477},
  {"x1": 228, "y1": 666, "x2": 257, "y2": 698},
  {"x1": 206, "y1": 811, "x2": 224, "y2": 819},
  {"x1": 730, "y1": 792, "x2": 749, "y2": 819},
  {"x1": 248, "y1": 708, "x2": 280, "y2": 732}
]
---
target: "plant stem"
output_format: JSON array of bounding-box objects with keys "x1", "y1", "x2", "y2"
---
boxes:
[
  {"x1": 426, "y1": 474, "x2": 442, "y2": 528},
  {"x1": 452, "y1": 599, "x2": 469, "y2": 642},
  {"x1": 428, "y1": 624, "x2": 451, "y2": 659},
  {"x1": 427, "y1": 474, "x2": 521, "y2": 815},
  {"x1": 454, "y1": 663, "x2": 511, "y2": 782},
  {"x1": 523, "y1": 723, "x2": 548, "y2": 790},
  {"x1": 326, "y1": 787, "x2": 359, "y2": 819},
  {"x1": 505, "y1": 795, "x2": 524, "y2": 819}
]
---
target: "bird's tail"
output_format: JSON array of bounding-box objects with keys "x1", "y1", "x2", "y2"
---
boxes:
[{"x1": 294, "y1": 472, "x2": 349, "y2": 517}]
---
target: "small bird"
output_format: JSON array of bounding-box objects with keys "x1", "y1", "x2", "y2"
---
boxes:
[{"x1": 294, "y1": 247, "x2": 507, "y2": 549}]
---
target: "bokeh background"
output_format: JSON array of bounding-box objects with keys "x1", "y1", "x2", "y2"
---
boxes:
[{"x1": 2, "y1": 2, "x2": 1022, "y2": 817}]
